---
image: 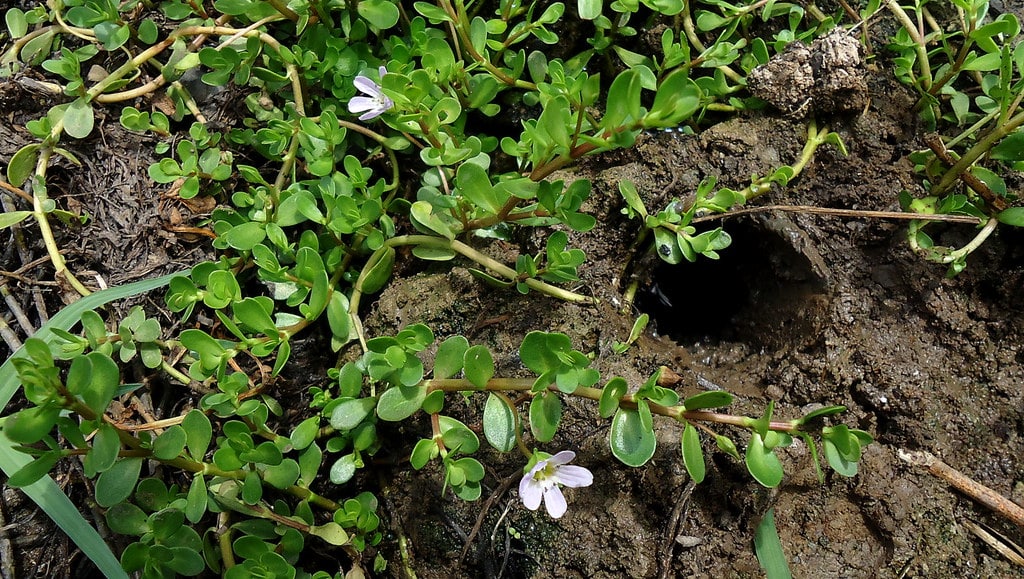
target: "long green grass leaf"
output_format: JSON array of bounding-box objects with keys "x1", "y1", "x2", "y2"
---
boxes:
[
  {"x1": 754, "y1": 507, "x2": 793, "y2": 579},
  {"x1": 1, "y1": 270, "x2": 184, "y2": 579}
]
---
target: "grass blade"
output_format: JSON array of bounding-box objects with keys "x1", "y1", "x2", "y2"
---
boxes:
[
  {"x1": 1, "y1": 270, "x2": 184, "y2": 579},
  {"x1": 754, "y1": 507, "x2": 793, "y2": 579}
]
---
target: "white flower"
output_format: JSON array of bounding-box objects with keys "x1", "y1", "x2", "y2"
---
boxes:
[
  {"x1": 519, "y1": 450, "x2": 593, "y2": 519},
  {"x1": 348, "y1": 66, "x2": 393, "y2": 121}
]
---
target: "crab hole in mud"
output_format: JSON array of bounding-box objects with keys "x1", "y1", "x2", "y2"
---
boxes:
[{"x1": 637, "y1": 215, "x2": 832, "y2": 349}]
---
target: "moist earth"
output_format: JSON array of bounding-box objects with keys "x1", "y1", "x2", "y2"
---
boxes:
[{"x1": 2, "y1": 50, "x2": 1024, "y2": 579}]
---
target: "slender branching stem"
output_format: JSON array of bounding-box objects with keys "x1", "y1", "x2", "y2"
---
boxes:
[
  {"x1": 423, "y1": 378, "x2": 804, "y2": 433},
  {"x1": 932, "y1": 109, "x2": 1024, "y2": 195},
  {"x1": 886, "y1": 0, "x2": 932, "y2": 91}
]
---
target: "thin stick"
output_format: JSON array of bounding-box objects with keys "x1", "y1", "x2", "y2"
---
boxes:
[
  {"x1": 962, "y1": 519, "x2": 1024, "y2": 566},
  {"x1": 458, "y1": 470, "x2": 520, "y2": 565},
  {"x1": 0, "y1": 316, "x2": 21, "y2": 353},
  {"x1": 691, "y1": 204, "x2": 983, "y2": 225},
  {"x1": 0, "y1": 179, "x2": 34, "y2": 204},
  {"x1": 0, "y1": 492, "x2": 14, "y2": 579},
  {"x1": 899, "y1": 449, "x2": 1024, "y2": 528},
  {"x1": 1, "y1": 284, "x2": 36, "y2": 335},
  {"x1": 658, "y1": 479, "x2": 697, "y2": 579}
]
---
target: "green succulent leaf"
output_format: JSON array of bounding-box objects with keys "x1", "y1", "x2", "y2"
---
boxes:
[
  {"x1": 482, "y1": 393, "x2": 517, "y2": 452},
  {"x1": 95, "y1": 458, "x2": 144, "y2": 507},
  {"x1": 579, "y1": 0, "x2": 601, "y2": 20},
  {"x1": 7, "y1": 450, "x2": 63, "y2": 488},
  {"x1": 681, "y1": 422, "x2": 706, "y2": 483},
  {"x1": 330, "y1": 453, "x2": 360, "y2": 484},
  {"x1": 182, "y1": 409, "x2": 212, "y2": 461},
  {"x1": 309, "y1": 522, "x2": 350, "y2": 546},
  {"x1": 185, "y1": 473, "x2": 208, "y2": 523},
  {"x1": 997, "y1": 207, "x2": 1024, "y2": 227},
  {"x1": 105, "y1": 502, "x2": 149, "y2": 536},
  {"x1": 434, "y1": 336, "x2": 469, "y2": 379},
  {"x1": 358, "y1": 0, "x2": 400, "y2": 29},
  {"x1": 745, "y1": 432, "x2": 784, "y2": 488},
  {"x1": 4, "y1": 405, "x2": 60, "y2": 444},
  {"x1": 598, "y1": 377, "x2": 628, "y2": 418},
  {"x1": 152, "y1": 425, "x2": 188, "y2": 460},
  {"x1": 528, "y1": 391, "x2": 561, "y2": 442},
  {"x1": 7, "y1": 144, "x2": 40, "y2": 187},
  {"x1": 682, "y1": 391, "x2": 733, "y2": 410},
  {"x1": 376, "y1": 385, "x2": 426, "y2": 421},
  {"x1": 68, "y1": 352, "x2": 120, "y2": 417},
  {"x1": 609, "y1": 405, "x2": 656, "y2": 467},
  {"x1": 331, "y1": 398, "x2": 377, "y2": 430},
  {"x1": 358, "y1": 247, "x2": 396, "y2": 294},
  {"x1": 463, "y1": 345, "x2": 494, "y2": 388},
  {"x1": 63, "y1": 98, "x2": 95, "y2": 139},
  {"x1": 437, "y1": 416, "x2": 478, "y2": 454}
]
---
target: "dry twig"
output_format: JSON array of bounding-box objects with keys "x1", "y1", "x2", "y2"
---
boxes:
[{"x1": 898, "y1": 449, "x2": 1024, "y2": 527}]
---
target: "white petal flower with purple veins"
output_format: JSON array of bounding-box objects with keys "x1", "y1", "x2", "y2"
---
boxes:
[
  {"x1": 519, "y1": 450, "x2": 593, "y2": 519},
  {"x1": 348, "y1": 66, "x2": 393, "y2": 121}
]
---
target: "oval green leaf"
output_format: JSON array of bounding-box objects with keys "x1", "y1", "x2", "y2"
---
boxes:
[
  {"x1": 434, "y1": 335, "x2": 468, "y2": 379},
  {"x1": 330, "y1": 454, "x2": 359, "y2": 484},
  {"x1": 463, "y1": 345, "x2": 494, "y2": 388},
  {"x1": 7, "y1": 144, "x2": 39, "y2": 187},
  {"x1": 152, "y1": 425, "x2": 187, "y2": 460},
  {"x1": 4, "y1": 404, "x2": 60, "y2": 444},
  {"x1": 309, "y1": 522, "x2": 350, "y2": 546},
  {"x1": 105, "y1": 502, "x2": 149, "y2": 536},
  {"x1": 609, "y1": 407, "x2": 656, "y2": 467},
  {"x1": 997, "y1": 207, "x2": 1024, "y2": 227},
  {"x1": 528, "y1": 391, "x2": 561, "y2": 442},
  {"x1": 185, "y1": 473, "x2": 208, "y2": 523},
  {"x1": 376, "y1": 385, "x2": 425, "y2": 421},
  {"x1": 683, "y1": 390, "x2": 734, "y2": 410},
  {"x1": 578, "y1": 0, "x2": 601, "y2": 20},
  {"x1": 357, "y1": 0, "x2": 400, "y2": 28},
  {"x1": 330, "y1": 397, "x2": 376, "y2": 431},
  {"x1": 483, "y1": 393, "x2": 516, "y2": 452},
  {"x1": 598, "y1": 377, "x2": 627, "y2": 418},
  {"x1": 182, "y1": 409, "x2": 212, "y2": 460},
  {"x1": 96, "y1": 458, "x2": 144, "y2": 507},
  {"x1": 7, "y1": 451, "x2": 63, "y2": 488},
  {"x1": 745, "y1": 432, "x2": 784, "y2": 488},
  {"x1": 823, "y1": 437, "x2": 859, "y2": 477},
  {"x1": 681, "y1": 422, "x2": 705, "y2": 483},
  {"x1": 63, "y1": 98, "x2": 95, "y2": 139},
  {"x1": 357, "y1": 246, "x2": 395, "y2": 294}
]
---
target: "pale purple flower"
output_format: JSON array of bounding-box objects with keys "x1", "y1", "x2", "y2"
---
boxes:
[
  {"x1": 519, "y1": 450, "x2": 593, "y2": 518},
  {"x1": 348, "y1": 66, "x2": 393, "y2": 121}
]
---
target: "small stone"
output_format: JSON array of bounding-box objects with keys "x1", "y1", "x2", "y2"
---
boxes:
[{"x1": 675, "y1": 535, "x2": 704, "y2": 548}]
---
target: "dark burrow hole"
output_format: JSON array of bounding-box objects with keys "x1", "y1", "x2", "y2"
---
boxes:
[{"x1": 636, "y1": 216, "x2": 832, "y2": 349}]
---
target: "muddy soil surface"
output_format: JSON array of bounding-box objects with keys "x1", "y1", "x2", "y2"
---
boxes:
[{"x1": 2, "y1": 47, "x2": 1024, "y2": 579}]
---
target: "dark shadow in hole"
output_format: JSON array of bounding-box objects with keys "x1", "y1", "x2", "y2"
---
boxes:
[{"x1": 637, "y1": 216, "x2": 832, "y2": 349}]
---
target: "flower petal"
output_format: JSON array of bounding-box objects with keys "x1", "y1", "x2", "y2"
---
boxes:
[
  {"x1": 358, "y1": 109, "x2": 384, "y2": 121},
  {"x1": 542, "y1": 485, "x2": 567, "y2": 518},
  {"x1": 548, "y1": 450, "x2": 576, "y2": 466},
  {"x1": 348, "y1": 96, "x2": 377, "y2": 113},
  {"x1": 519, "y1": 477, "x2": 543, "y2": 511},
  {"x1": 353, "y1": 76, "x2": 381, "y2": 97},
  {"x1": 554, "y1": 465, "x2": 593, "y2": 488},
  {"x1": 524, "y1": 458, "x2": 548, "y2": 479},
  {"x1": 378, "y1": 65, "x2": 388, "y2": 78}
]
